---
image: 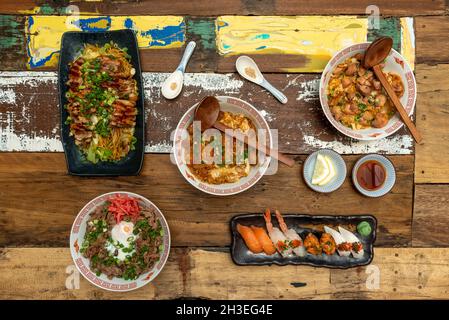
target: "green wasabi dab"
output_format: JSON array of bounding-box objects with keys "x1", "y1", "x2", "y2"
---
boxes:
[{"x1": 357, "y1": 221, "x2": 372, "y2": 237}]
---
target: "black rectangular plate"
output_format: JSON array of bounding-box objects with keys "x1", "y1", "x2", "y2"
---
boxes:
[
  {"x1": 58, "y1": 30, "x2": 145, "y2": 176},
  {"x1": 231, "y1": 214, "x2": 377, "y2": 269}
]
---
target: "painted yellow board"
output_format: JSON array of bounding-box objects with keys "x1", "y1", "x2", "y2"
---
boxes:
[
  {"x1": 400, "y1": 17, "x2": 415, "y2": 70},
  {"x1": 216, "y1": 16, "x2": 368, "y2": 72},
  {"x1": 26, "y1": 15, "x2": 185, "y2": 68}
]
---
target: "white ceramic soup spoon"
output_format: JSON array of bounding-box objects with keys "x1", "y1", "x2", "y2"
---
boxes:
[
  {"x1": 235, "y1": 55, "x2": 288, "y2": 104},
  {"x1": 161, "y1": 41, "x2": 196, "y2": 99}
]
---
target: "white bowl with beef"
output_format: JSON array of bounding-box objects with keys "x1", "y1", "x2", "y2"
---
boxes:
[
  {"x1": 319, "y1": 42, "x2": 416, "y2": 141},
  {"x1": 70, "y1": 191, "x2": 170, "y2": 292}
]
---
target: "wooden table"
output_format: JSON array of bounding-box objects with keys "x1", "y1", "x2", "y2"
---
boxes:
[{"x1": 0, "y1": 1, "x2": 448, "y2": 299}]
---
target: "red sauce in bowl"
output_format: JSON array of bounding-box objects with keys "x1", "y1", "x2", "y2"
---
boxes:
[{"x1": 356, "y1": 160, "x2": 386, "y2": 191}]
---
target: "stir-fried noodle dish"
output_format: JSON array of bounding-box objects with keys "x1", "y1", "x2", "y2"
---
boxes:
[{"x1": 65, "y1": 42, "x2": 138, "y2": 163}]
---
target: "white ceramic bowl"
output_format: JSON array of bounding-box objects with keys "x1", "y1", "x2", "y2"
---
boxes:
[
  {"x1": 303, "y1": 149, "x2": 347, "y2": 193},
  {"x1": 70, "y1": 191, "x2": 170, "y2": 292},
  {"x1": 173, "y1": 96, "x2": 272, "y2": 196},
  {"x1": 352, "y1": 154, "x2": 396, "y2": 198},
  {"x1": 319, "y1": 42, "x2": 417, "y2": 141}
]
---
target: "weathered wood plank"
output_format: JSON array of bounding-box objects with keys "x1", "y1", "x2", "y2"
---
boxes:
[
  {"x1": 25, "y1": 15, "x2": 185, "y2": 68},
  {"x1": 216, "y1": 16, "x2": 415, "y2": 72},
  {"x1": 1, "y1": 247, "x2": 448, "y2": 299},
  {"x1": 413, "y1": 185, "x2": 449, "y2": 247},
  {"x1": 415, "y1": 64, "x2": 449, "y2": 183},
  {"x1": 0, "y1": 15, "x2": 186, "y2": 71},
  {"x1": 0, "y1": 15, "x2": 28, "y2": 71},
  {"x1": 0, "y1": 0, "x2": 444, "y2": 16},
  {"x1": 415, "y1": 16, "x2": 449, "y2": 65},
  {"x1": 328, "y1": 248, "x2": 449, "y2": 299},
  {"x1": 0, "y1": 247, "x2": 187, "y2": 299},
  {"x1": 1, "y1": 14, "x2": 415, "y2": 72},
  {"x1": 19, "y1": 15, "x2": 413, "y2": 72},
  {"x1": 0, "y1": 71, "x2": 414, "y2": 154},
  {"x1": 215, "y1": 16, "x2": 370, "y2": 66},
  {"x1": 0, "y1": 153, "x2": 414, "y2": 247}
]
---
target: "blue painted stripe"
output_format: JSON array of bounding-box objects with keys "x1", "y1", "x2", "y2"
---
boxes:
[
  {"x1": 140, "y1": 21, "x2": 186, "y2": 47},
  {"x1": 253, "y1": 33, "x2": 270, "y2": 40}
]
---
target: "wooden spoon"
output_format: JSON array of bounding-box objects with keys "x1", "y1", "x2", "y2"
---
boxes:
[
  {"x1": 194, "y1": 96, "x2": 295, "y2": 167},
  {"x1": 363, "y1": 37, "x2": 422, "y2": 144}
]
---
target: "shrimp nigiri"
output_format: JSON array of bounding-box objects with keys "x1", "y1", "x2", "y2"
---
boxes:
[
  {"x1": 274, "y1": 210, "x2": 306, "y2": 257},
  {"x1": 323, "y1": 226, "x2": 351, "y2": 257},
  {"x1": 251, "y1": 226, "x2": 276, "y2": 255},
  {"x1": 237, "y1": 224, "x2": 263, "y2": 254},
  {"x1": 263, "y1": 208, "x2": 292, "y2": 257},
  {"x1": 338, "y1": 226, "x2": 364, "y2": 259}
]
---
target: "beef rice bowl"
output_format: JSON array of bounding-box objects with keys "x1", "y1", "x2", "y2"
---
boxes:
[{"x1": 70, "y1": 192, "x2": 170, "y2": 291}]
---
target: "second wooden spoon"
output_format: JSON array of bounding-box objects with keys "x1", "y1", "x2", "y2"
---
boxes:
[
  {"x1": 194, "y1": 96, "x2": 295, "y2": 167},
  {"x1": 363, "y1": 37, "x2": 422, "y2": 144}
]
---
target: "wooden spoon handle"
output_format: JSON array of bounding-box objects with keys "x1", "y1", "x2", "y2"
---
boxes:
[
  {"x1": 373, "y1": 65, "x2": 423, "y2": 144},
  {"x1": 270, "y1": 149, "x2": 296, "y2": 167},
  {"x1": 213, "y1": 122, "x2": 295, "y2": 167}
]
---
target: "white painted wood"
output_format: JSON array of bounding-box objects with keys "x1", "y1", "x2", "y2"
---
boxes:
[{"x1": 0, "y1": 72, "x2": 413, "y2": 154}]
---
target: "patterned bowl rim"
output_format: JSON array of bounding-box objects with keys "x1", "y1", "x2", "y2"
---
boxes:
[
  {"x1": 319, "y1": 42, "x2": 417, "y2": 141},
  {"x1": 173, "y1": 96, "x2": 273, "y2": 196},
  {"x1": 69, "y1": 191, "x2": 171, "y2": 292},
  {"x1": 302, "y1": 149, "x2": 347, "y2": 193},
  {"x1": 351, "y1": 154, "x2": 396, "y2": 197}
]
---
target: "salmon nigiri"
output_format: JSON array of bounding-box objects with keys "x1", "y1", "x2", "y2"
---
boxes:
[
  {"x1": 251, "y1": 226, "x2": 276, "y2": 255},
  {"x1": 237, "y1": 224, "x2": 263, "y2": 253}
]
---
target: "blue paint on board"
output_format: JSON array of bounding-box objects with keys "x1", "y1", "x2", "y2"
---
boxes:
[
  {"x1": 140, "y1": 21, "x2": 186, "y2": 47},
  {"x1": 124, "y1": 17, "x2": 134, "y2": 29},
  {"x1": 253, "y1": 33, "x2": 270, "y2": 40},
  {"x1": 76, "y1": 16, "x2": 112, "y2": 32},
  {"x1": 216, "y1": 20, "x2": 229, "y2": 31}
]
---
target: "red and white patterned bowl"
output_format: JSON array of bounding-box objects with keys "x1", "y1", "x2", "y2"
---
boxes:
[
  {"x1": 319, "y1": 42, "x2": 416, "y2": 141},
  {"x1": 70, "y1": 191, "x2": 170, "y2": 292},
  {"x1": 173, "y1": 96, "x2": 272, "y2": 196}
]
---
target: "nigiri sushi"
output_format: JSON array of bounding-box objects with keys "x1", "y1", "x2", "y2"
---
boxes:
[
  {"x1": 338, "y1": 226, "x2": 364, "y2": 259},
  {"x1": 275, "y1": 210, "x2": 306, "y2": 257},
  {"x1": 323, "y1": 226, "x2": 352, "y2": 257},
  {"x1": 250, "y1": 225, "x2": 277, "y2": 255},
  {"x1": 304, "y1": 233, "x2": 322, "y2": 255},
  {"x1": 237, "y1": 224, "x2": 263, "y2": 254},
  {"x1": 263, "y1": 208, "x2": 292, "y2": 257},
  {"x1": 319, "y1": 232, "x2": 336, "y2": 255}
]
